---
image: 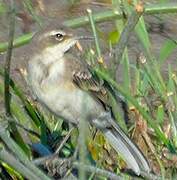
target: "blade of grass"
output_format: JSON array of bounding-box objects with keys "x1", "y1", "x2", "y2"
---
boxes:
[
  {"x1": 4, "y1": 0, "x2": 15, "y2": 116},
  {"x1": 0, "y1": 121, "x2": 51, "y2": 180},
  {"x1": 1, "y1": 161, "x2": 24, "y2": 180},
  {"x1": 95, "y1": 68, "x2": 175, "y2": 152},
  {"x1": 3, "y1": 0, "x2": 32, "y2": 157},
  {"x1": 23, "y1": 0, "x2": 42, "y2": 26},
  {"x1": 87, "y1": 9, "x2": 102, "y2": 60},
  {"x1": 158, "y1": 39, "x2": 177, "y2": 66},
  {"x1": 0, "y1": 68, "x2": 49, "y2": 145},
  {"x1": 0, "y1": 33, "x2": 33, "y2": 53},
  {"x1": 0, "y1": 146, "x2": 43, "y2": 179},
  {"x1": 167, "y1": 66, "x2": 177, "y2": 147},
  {"x1": 145, "y1": 2, "x2": 177, "y2": 14}
]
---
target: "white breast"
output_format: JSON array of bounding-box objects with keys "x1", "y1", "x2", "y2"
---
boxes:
[{"x1": 28, "y1": 55, "x2": 104, "y2": 124}]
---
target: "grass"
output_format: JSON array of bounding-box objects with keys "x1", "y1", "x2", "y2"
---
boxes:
[{"x1": 0, "y1": 0, "x2": 177, "y2": 179}]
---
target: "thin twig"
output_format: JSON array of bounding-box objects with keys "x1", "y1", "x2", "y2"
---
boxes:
[
  {"x1": 33, "y1": 127, "x2": 75, "y2": 166},
  {"x1": 73, "y1": 162, "x2": 122, "y2": 180},
  {"x1": 4, "y1": 0, "x2": 15, "y2": 116},
  {"x1": 6, "y1": 117, "x2": 40, "y2": 138},
  {"x1": 34, "y1": 156, "x2": 122, "y2": 179},
  {"x1": 54, "y1": 126, "x2": 75, "y2": 155},
  {"x1": 141, "y1": 127, "x2": 165, "y2": 178},
  {"x1": 33, "y1": 156, "x2": 160, "y2": 180},
  {"x1": 111, "y1": 8, "x2": 144, "y2": 77},
  {"x1": 33, "y1": 156, "x2": 53, "y2": 166},
  {"x1": 3, "y1": 0, "x2": 28, "y2": 153}
]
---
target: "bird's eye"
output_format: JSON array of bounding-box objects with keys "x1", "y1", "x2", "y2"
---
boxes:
[{"x1": 55, "y1": 33, "x2": 64, "y2": 41}]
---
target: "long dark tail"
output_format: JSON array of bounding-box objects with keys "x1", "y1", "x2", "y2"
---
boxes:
[{"x1": 102, "y1": 118, "x2": 150, "y2": 175}]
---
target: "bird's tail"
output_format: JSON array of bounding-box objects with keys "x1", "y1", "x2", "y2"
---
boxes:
[{"x1": 102, "y1": 118, "x2": 150, "y2": 175}]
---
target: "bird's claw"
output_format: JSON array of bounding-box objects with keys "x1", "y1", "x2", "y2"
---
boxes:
[{"x1": 45, "y1": 156, "x2": 73, "y2": 178}]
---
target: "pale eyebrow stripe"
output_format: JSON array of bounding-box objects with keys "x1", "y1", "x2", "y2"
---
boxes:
[{"x1": 39, "y1": 30, "x2": 66, "y2": 40}]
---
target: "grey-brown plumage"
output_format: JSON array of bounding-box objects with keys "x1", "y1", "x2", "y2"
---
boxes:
[{"x1": 27, "y1": 25, "x2": 150, "y2": 175}]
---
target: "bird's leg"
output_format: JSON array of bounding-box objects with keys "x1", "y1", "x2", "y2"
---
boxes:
[
  {"x1": 91, "y1": 112, "x2": 112, "y2": 130},
  {"x1": 45, "y1": 147, "x2": 79, "y2": 178}
]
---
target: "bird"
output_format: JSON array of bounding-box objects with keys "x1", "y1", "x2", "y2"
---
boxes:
[{"x1": 26, "y1": 24, "x2": 151, "y2": 176}]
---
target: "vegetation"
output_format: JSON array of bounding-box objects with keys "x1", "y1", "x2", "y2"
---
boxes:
[{"x1": 0, "y1": 0, "x2": 177, "y2": 179}]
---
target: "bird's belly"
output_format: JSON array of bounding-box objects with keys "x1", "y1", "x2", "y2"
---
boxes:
[{"x1": 36, "y1": 84, "x2": 104, "y2": 124}]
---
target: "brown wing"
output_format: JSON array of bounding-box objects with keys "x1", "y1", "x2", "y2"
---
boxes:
[
  {"x1": 72, "y1": 68, "x2": 109, "y2": 106},
  {"x1": 64, "y1": 53, "x2": 110, "y2": 107}
]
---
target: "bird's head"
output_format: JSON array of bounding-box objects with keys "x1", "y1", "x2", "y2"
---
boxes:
[{"x1": 30, "y1": 25, "x2": 78, "y2": 58}]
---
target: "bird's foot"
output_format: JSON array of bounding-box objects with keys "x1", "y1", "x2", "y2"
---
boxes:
[
  {"x1": 45, "y1": 155, "x2": 74, "y2": 178},
  {"x1": 45, "y1": 146, "x2": 78, "y2": 178}
]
